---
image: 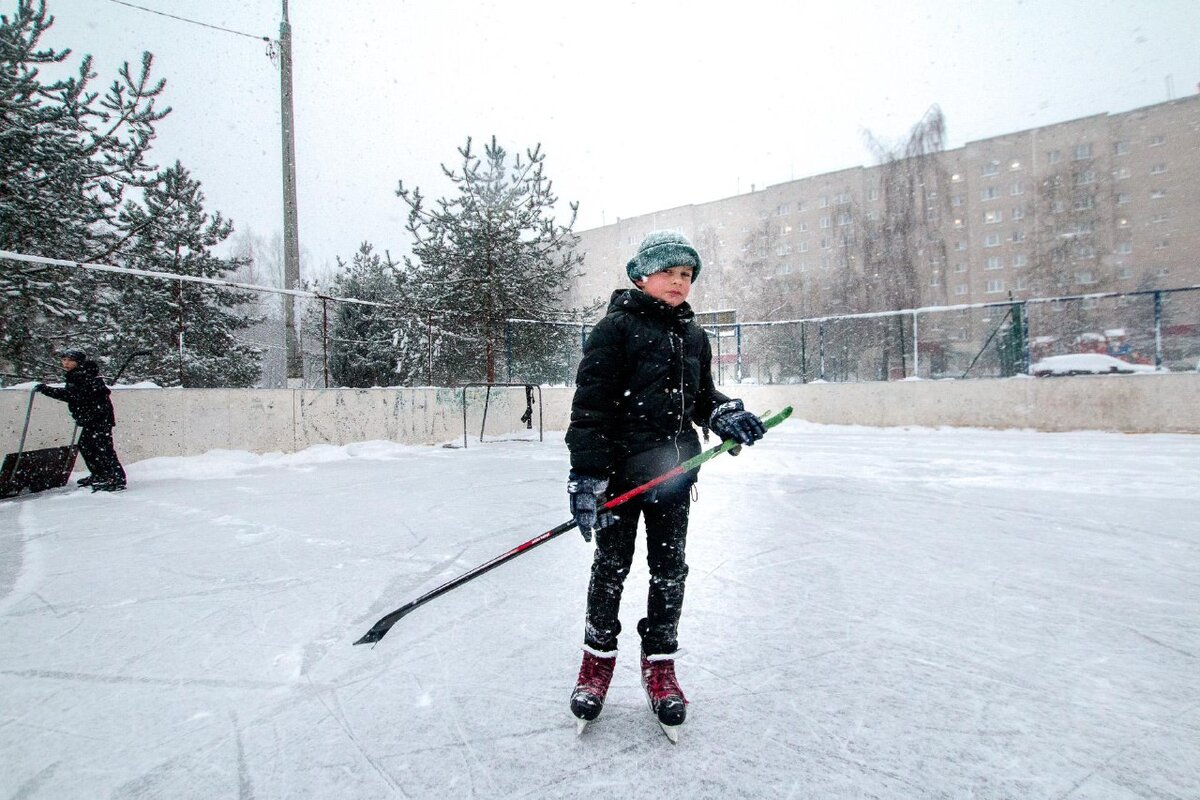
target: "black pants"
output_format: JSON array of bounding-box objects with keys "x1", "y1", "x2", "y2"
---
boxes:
[
  {"x1": 79, "y1": 427, "x2": 126, "y2": 486},
  {"x1": 583, "y1": 488, "x2": 690, "y2": 657}
]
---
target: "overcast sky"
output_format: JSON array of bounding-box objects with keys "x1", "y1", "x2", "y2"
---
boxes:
[{"x1": 42, "y1": 0, "x2": 1200, "y2": 277}]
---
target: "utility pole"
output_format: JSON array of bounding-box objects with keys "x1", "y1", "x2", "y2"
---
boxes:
[{"x1": 280, "y1": 0, "x2": 303, "y2": 385}]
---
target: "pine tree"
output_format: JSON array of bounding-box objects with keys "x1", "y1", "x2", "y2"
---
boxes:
[
  {"x1": 325, "y1": 243, "x2": 412, "y2": 387},
  {"x1": 102, "y1": 163, "x2": 262, "y2": 387},
  {"x1": 396, "y1": 136, "x2": 589, "y2": 383},
  {"x1": 0, "y1": 0, "x2": 168, "y2": 376}
]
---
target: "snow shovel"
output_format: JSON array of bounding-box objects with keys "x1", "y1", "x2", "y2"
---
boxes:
[{"x1": 0, "y1": 350, "x2": 149, "y2": 499}]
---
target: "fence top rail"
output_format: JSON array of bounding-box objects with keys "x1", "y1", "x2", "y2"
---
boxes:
[{"x1": 685, "y1": 285, "x2": 1200, "y2": 329}]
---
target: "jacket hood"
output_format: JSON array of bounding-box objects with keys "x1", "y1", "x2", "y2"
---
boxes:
[{"x1": 71, "y1": 360, "x2": 101, "y2": 378}]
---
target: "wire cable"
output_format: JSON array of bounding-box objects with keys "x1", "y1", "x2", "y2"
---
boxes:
[{"x1": 104, "y1": 0, "x2": 271, "y2": 42}]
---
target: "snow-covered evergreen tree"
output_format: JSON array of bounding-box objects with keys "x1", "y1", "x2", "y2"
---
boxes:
[
  {"x1": 0, "y1": 0, "x2": 168, "y2": 377},
  {"x1": 396, "y1": 136, "x2": 589, "y2": 383},
  {"x1": 102, "y1": 163, "x2": 261, "y2": 387},
  {"x1": 324, "y1": 243, "x2": 415, "y2": 387}
]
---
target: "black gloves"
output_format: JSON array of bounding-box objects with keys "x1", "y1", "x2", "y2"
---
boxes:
[
  {"x1": 567, "y1": 471, "x2": 614, "y2": 542},
  {"x1": 710, "y1": 399, "x2": 766, "y2": 446},
  {"x1": 34, "y1": 383, "x2": 47, "y2": 394}
]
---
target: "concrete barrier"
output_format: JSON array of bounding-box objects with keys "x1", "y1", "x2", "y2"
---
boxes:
[{"x1": 2, "y1": 374, "x2": 1196, "y2": 464}]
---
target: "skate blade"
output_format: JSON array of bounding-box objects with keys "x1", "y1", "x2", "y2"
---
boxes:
[
  {"x1": 658, "y1": 721, "x2": 680, "y2": 743},
  {"x1": 575, "y1": 718, "x2": 589, "y2": 736}
]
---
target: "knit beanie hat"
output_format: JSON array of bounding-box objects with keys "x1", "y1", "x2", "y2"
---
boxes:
[{"x1": 626, "y1": 231, "x2": 702, "y2": 283}]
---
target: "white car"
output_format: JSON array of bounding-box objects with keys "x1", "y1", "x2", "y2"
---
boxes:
[{"x1": 1029, "y1": 353, "x2": 1160, "y2": 377}]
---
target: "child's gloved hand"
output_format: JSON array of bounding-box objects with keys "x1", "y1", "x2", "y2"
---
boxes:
[
  {"x1": 567, "y1": 471, "x2": 613, "y2": 541},
  {"x1": 710, "y1": 400, "x2": 767, "y2": 446}
]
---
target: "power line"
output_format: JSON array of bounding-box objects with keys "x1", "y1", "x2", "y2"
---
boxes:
[{"x1": 104, "y1": 0, "x2": 271, "y2": 42}]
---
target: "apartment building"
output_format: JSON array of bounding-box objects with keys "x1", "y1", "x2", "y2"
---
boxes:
[{"x1": 571, "y1": 95, "x2": 1200, "y2": 322}]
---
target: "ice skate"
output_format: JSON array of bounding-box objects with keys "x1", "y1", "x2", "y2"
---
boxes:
[
  {"x1": 570, "y1": 647, "x2": 616, "y2": 733},
  {"x1": 641, "y1": 651, "x2": 687, "y2": 743}
]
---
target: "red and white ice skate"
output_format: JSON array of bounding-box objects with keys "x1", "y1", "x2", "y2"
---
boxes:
[
  {"x1": 570, "y1": 647, "x2": 616, "y2": 734},
  {"x1": 641, "y1": 651, "x2": 687, "y2": 743}
]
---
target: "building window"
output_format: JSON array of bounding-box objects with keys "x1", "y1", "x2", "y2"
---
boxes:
[
  {"x1": 1075, "y1": 170, "x2": 1096, "y2": 185},
  {"x1": 776, "y1": 203, "x2": 791, "y2": 216},
  {"x1": 819, "y1": 195, "x2": 829, "y2": 208},
  {"x1": 985, "y1": 257, "x2": 1002, "y2": 270},
  {"x1": 1015, "y1": 277, "x2": 1030, "y2": 290},
  {"x1": 984, "y1": 210, "x2": 1003, "y2": 224},
  {"x1": 797, "y1": 221, "x2": 808, "y2": 232},
  {"x1": 1013, "y1": 253, "x2": 1027, "y2": 268},
  {"x1": 1114, "y1": 167, "x2": 1131, "y2": 180},
  {"x1": 981, "y1": 186, "x2": 999, "y2": 201},
  {"x1": 798, "y1": 241, "x2": 809, "y2": 253},
  {"x1": 951, "y1": 194, "x2": 964, "y2": 207},
  {"x1": 1072, "y1": 144, "x2": 1093, "y2": 160},
  {"x1": 835, "y1": 192, "x2": 851, "y2": 205},
  {"x1": 1116, "y1": 242, "x2": 1133, "y2": 255},
  {"x1": 776, "y1": 243, "x2": 791, "y2": 256},
  {"x1": 954, "y1": 218, "x2": 964, "y2": 228},
  {"x1": 1077, "y1": 245, "x2": 1096, "y2": 259},
  {"x1": 1149, "y1": 134, "x2": 1166, "y2": 147},
  {"x1": 1114, "y1": 140, "x2": 1130, "y2": 155},
  {"x1": 779, "y1": 224, "x2": 792, "y2": 236},
  {"x1": 1047, "y1": 149, "x2": 1061, "y2": 164},
  {"x1": 820, "y1": 237, "x2": 830, "y2": 250},
  {"x1": 955, "y1": 240, "x2": 967, "y2": 251},
  {"x1": 1010, "y1": 182, "x2": 1024, "y2": 196},
  {"x1": 797, "y1": 201, "x2": 807, "y2": 212},
  {"x1": 1151, "y1": 212, "x2": 1168, "y2": 224},
  {"x1": 1116, "y1": 192, "x2": 1131, "y2": 205},
  {"x1": 1151, "y1": 189, "x2": 1167, "y2": 199},
  {"x1": 836, "y1": 211, "x2": 852, "y2": 226},
  {"x1": 985, "y1": 279, "x2": 1005, "y2": 293},
  {"x1": 1154, "y1": 239, "x2": 1169, "y2": 250},
  {"x1": 1073, "y1": 195, "x2": 1094, "y2": 211},
  {"x1": 1117, "y1": 266, "x2": 1133, "y2": 279},
  {"x1": 929, "y1": 273, "x2": 941, "y2": 287},
  {"x1": 1075, "y1": 271, "x2": 1097, "y2": 285},
  {"x1": 1050, "y1": 199, "x2": 1065, "y2": 213},
  {"x1": 820, "y1": 216, "x2": 831, "y2": 229},
  {"x1": 983, "y1": 233, "x2": 1001, "y2": 247},
  {"x1": 1009, "y1": 160, "x2": 1022, "y2": 171},
  {"x1": 951, "y1": 172, "x2": 963, "y2": 182},
  {"x1": 1155, "y1": 266, "x2": 1169, "y2": 278},
  {"x1": 954, "y1": 262, "x2": 968, "y2": 273},
  {"x1": 1011, "y1": 230, "x2": 1026, "y2": 243},
  {"x1": 776, "y1": 262, "x2": 792, "y2": 275},
  {"x1": 954, "y1": 284, "x2": 969, "y2": 296},
  {"x1": 1149, "y1": 163, "x2": 1167, "y2": 175},
  {"x1": 981, "y1": 161, "x2": 1000, "y2": 176},
  {"x1": 867, "y1": 188, "x2": 879, "y2": 201}
]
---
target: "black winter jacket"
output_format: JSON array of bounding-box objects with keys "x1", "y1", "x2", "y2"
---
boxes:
[
  {"x1": 566, "y1": 288, "x2": 730, "y2": 486},
  {"x1": 39, "y1": 360, "x2": 116, "y2": 429}
]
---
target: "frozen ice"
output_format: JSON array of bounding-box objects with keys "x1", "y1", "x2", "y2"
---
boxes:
[{"x1": 1, "y1": 422, "x2": 1198, "y2": 798}]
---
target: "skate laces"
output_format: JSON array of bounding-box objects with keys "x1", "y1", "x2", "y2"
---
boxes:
[
  {"x1": 641, "y1": 656, "x2": 686, "y2": 703},
  {"x1": 576, "y1": 652, "x2": 616, "y2": 695}
]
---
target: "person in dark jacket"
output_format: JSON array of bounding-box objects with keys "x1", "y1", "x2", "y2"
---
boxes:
[
  {"x1": 565, "y1": 231, "x2": 767, "y2": 736},
  {"x1": 36, "y1": 349, "x2": 127, "y2": 492}
]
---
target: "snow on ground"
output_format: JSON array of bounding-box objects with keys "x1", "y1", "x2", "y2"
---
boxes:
[{"x1": 1, "y1": 421, "x2": 1198, "y2": 799}]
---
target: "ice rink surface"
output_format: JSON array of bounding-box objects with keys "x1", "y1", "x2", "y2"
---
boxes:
[{"x1": 2, "y1": 421, "x2": 1198, "y2": 799}]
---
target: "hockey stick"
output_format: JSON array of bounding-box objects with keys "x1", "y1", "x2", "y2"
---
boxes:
[{"x1": 354, "y1": 405, "x2": 793, "y2": 646}]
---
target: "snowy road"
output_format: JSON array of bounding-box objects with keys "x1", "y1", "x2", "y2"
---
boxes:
[{"x1": 1, "y1": 423, "x2": 1198, "y2": 799}]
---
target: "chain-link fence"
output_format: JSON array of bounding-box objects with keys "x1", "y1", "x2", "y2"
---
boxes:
[
  {"x1": 4, "y1": 251, "x2": 1196, "y2": 388},
  {"x1": 506, "y1": 287, "x2": 1199, "y2": 386}
]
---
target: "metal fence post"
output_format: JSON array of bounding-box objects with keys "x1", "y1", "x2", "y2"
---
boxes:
[
  {"x1": 735, "y1": 323, "x2": 743, "y2": 383},
  {"x1": 818, "y1": 320, "x2": 827, "y2": 381},
  {"x1": 1153, "y1": 290, "x2": 1163, "y2": 368},
  {"x1": 912, "y1": 311, "x2": 920, "y2": 379}
]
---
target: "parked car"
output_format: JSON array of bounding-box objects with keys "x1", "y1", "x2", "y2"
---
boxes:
[{"x1": 1029, "y1": 353, "x2": 1162, "y2": 377}]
